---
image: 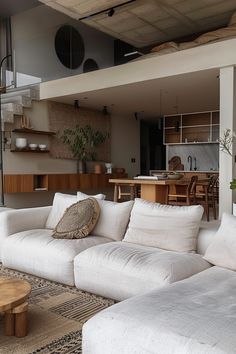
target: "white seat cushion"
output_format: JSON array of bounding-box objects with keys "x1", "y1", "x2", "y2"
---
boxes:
[
  {"x1": 2, "y1": 229, "x2": 112, "y2": 286},
  {"x1": 83, "y1": 267, "x2": 236, "y2": 354},
  {"x1": 74, "y1": 241, "x2": 210, "y2": 300}
]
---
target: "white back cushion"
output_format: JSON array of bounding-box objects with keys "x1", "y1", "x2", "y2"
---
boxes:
[
  {"x1": 92, "y1": 200, "x2": 134, "y2": 241},
  {"x1": 197, "y1": 220, "x2": 220, "y2": 255},
  {"x1": 204, "y1": 213, "x2": 236, "y2": 270},
  {"x1": 46, "y1": 193, "x2": 77, "y2": 229},
  {"x1": 77, "y1": 191, "x2": 106, "y2": 201},
  {"x1": 46, "y1": 192, "x2": 106, "y2": 230},
  {"x1": 123, "y1": 199, "x2": 204, "y2": 252}
]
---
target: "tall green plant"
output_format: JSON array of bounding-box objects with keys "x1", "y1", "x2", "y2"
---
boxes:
[{"x1": 60, "y1": 124, "x2": 108, "y2": 161}]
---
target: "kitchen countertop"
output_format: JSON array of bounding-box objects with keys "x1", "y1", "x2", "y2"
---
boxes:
[{"x1": 150, "y1": 170, "x2": 219, "y2": 174}]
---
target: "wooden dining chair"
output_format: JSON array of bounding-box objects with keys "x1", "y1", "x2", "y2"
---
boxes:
[
  {"x1": 166, "y1": 176, "x2": 198, "y2": 206},
  {"x1": 195, "y1": 175, "x2": 218, "y2": 221}
]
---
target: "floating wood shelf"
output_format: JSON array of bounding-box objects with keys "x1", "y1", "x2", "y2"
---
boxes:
[
  {"x1": 12, "y1": 128, "x2": 56, "y2": 136},
  {"x1": 10, "y1": 149, "x2": 50, "y2": 153}
]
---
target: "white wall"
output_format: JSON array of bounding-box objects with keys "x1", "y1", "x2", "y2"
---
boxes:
[
  {"x1": 219, "y1": 66, "x2": 236, "y2": 216},
  {"x1": 111, "y1": 114, "x2": 140, "y2": 177},
  {"x1": 3, "y1": 100, "x2": 76, "y2": 174},
  {"x1": 11, "y1": 5, "x2": 114, "y2": 84}
]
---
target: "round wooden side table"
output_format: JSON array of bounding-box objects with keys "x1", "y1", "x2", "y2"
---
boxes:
[{"x1": 0, "y1": 277, "x2": 31, "y2": 337}]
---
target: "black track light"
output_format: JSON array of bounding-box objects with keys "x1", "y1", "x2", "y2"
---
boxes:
[
  {"x1": 103, "y1": 106, "x2": 108, "y2": 115},
  {"x1": 74, "y1": 99, "x2": 79, "y2": 110}
]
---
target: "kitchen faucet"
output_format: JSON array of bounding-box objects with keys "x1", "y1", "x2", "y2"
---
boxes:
[
  {"x1": 187, "y1": 155, "x2": 192, "y2": 171},
  {"x1": 194, "y1": 157, "x2": 197, "y2": 171}
]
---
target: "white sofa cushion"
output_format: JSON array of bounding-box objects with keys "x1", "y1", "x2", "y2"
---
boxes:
[
  {"x1": 92, "y1": 200, "x2": 134, "y2": 241},
  {"x1": 77, "y1": 191, "x2": 106, "y2": 201},
  {"x1": 2, "y1": 229, "x2": 112, "y2": 286},
  {"x1": 123, "y1": 199, "x2": 204, "y2": 252},
  {"x1": 204, "y1": 213, "x2": 236, "y2": 270},
  {"x1": 46, "y1": 193, "x2": 77, "y2": 229},
  {"x1": 46, "y1": 192, "x2": 105, "y2": 229},
  {"x1": 83, "y1": 266, "x2": 236, "y2": 354},
  {"x1": 74, "y1": 241, "x2": 210, "y2": 300},
  {"x1": 197, "y1": 220, "x2": 220, "y2": 255}
]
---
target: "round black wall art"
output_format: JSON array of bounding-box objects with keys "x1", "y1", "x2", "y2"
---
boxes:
[
  {"x1": 55, "y1": 25, "x2": 85, "y2": 69},
  {"x1": 83, "y1": 58, "x2": 99, "y2": 73}
]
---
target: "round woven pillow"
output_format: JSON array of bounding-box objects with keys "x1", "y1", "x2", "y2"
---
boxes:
[{"x1": 52, "y1": 197, "x2": 100, "y2": 239}]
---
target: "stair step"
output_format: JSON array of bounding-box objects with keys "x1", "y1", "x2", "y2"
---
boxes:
[
  {"x1": 1, "y1": 110, "x2": 14, "y2": 123},
  {"x1": 1, "y1": 95, "x2": 32, "y2": 107},
  {"x1": 3, "y1": 86, "x2": 40, "y2": 100},
  {"x1": 2, "y1": 103, "x2": 23, "y2": 115}
]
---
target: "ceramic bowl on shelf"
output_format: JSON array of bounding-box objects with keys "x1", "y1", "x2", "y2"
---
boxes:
[
  {"x1": 15, "y1": 138, "x2": 27, "y2": 149},
  {"x1": 29, "y1": 143, "x2": 38, "y2": 150},
  {"x1": 39, "y1": 144, "x2": 47, "y2": 150}
]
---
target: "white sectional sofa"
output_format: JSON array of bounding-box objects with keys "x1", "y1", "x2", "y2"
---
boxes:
[
  {"x1": 81, "y1": 211, "x2": 236, "y2": 354},
  {"x1": 83, "y1": 266, "x2": 236, "y2": 354},
  {"x1": 0, "y1": 193, "x2": 134, "y2": 285},
  {"x1": 2, "y1": 192, "x2": 233, "y2": 354}
]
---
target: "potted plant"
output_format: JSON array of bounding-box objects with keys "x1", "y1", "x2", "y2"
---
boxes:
[{"x1": 60, "y1": 124, "x2": 108, "y2": 173}]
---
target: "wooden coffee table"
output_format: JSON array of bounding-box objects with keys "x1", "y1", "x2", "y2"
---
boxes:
[{"x1": 0, "y1": 277, "x2": 31, "y2": 337}]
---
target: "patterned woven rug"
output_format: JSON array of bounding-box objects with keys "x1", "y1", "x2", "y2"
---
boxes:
[{"x1": 0, "y1": 265, "x2": 114, "y2": 354}]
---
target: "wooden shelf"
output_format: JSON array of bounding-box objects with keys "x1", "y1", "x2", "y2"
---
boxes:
[
  {"x1": 164, "y1": 110, "x2": 219, "y2": 145},
  {"x1": 12, "y1": 128, "x2": 56, "y2": 136},
  {"x1": 10, "y1": 149, "x2": 50, "y2": 153}
]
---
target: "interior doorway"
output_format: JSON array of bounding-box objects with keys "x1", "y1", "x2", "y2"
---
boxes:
[{"x1": 140, "y1": 119, "x2": 166, "y2": 175}]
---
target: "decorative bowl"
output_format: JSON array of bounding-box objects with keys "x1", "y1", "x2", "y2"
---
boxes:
[
  {"x1": 167, "y1": 173, "x2": 183, "y2": 180},
  {"x1": 39, "y1": 144, "x2": 47, "y2": 150},
  {"x1": 29, "y1": 143, "x2": 38, "y2": 150},
  {"x1": 15, "y1": 138, "x2": 27, "y2": 149}
]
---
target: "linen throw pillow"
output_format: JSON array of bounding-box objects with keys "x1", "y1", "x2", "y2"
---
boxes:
[
  {"x1": 92, "y1": 200, "x2": 134, "y2": 241},
  {"x1": 204, "y1": 213, "x2": 236, "y2": 270},
  {"x1": 123, "y1": 198, "x2": 204, "y2": 252},
  {"x1": 52, "y1": 198, "x2": 100, "y2": 239}
]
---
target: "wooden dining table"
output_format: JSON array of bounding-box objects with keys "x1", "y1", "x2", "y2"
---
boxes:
[{"x1": 109, "y1": 178, "x2": 209, "y2": 203}]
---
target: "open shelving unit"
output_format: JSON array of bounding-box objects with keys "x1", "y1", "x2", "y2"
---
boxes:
[
  {"x1": 163, "y1": 110, "x2": 219, "y2": 145},
  {"x1": 10, "y1": 128, "x2": 56, "y2": 153}
]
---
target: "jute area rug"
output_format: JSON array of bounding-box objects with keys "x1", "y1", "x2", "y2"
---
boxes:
[{"x1": 0, "y1": 265, "x2": 114, "y2": 354}]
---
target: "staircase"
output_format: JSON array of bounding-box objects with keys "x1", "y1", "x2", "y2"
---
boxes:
[{"x1": 1, "y1": 85, "x2": 40, "y2": 125}]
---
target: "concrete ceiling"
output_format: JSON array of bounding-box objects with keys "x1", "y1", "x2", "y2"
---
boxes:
[
  {"x1": 38, "y1": 0, "x2": 236, "y2": 47},
  {"x1": 49, "y1": 68, "x2": 219, "y2": 118},
  {"x1": 0, "y1": 0, "x2": 40, "y2": 17}
]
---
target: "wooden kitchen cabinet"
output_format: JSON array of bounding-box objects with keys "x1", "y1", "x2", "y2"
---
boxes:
[{"x1": 4, "y1": 174, "x2": 34, "y2": 193}]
